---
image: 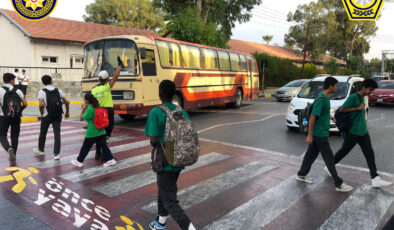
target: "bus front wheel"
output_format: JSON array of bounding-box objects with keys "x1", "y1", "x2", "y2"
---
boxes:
[
  {"x1": 230, "y1": 88, "x2": 243, "y2": 109},
  {"x1": 119, "y1": 114, "x2": 136, "y2": 121}
]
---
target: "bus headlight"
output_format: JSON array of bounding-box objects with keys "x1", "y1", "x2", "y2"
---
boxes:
[{"x1": 123, "y1": 91, "x2": 135, "y2": 100}]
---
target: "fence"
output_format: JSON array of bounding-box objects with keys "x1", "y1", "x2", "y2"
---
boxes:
[{"x1": 0, "y1": 66, "x2": 83, "y2": 82}]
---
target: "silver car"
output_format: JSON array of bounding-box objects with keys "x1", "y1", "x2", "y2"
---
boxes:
[{"x1": 274, "y1": 79, "x2": 310, "y2": 102}]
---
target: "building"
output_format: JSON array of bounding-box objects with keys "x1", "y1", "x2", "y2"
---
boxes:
[{"x1": 227, "y1": 39, "x2": 347, "y2": 69}]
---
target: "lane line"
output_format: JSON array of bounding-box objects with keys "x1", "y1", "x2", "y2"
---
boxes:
[{"x1": 93, "y1": 152, "x2": 230, "y2": 197}]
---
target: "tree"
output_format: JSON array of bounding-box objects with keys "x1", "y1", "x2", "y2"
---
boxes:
[
  {"x1": 153, "y1": 0, "x2": 262, "y2": 47},
  {"x1": 84, "y1": 0, "x2": 165, "y2": 32},
  {"x1": 262, "y1": 35, "x2": 273, "y2": 45},
  {"x1": 323, "y1": 58, "x2": 340, "y2": 75}
]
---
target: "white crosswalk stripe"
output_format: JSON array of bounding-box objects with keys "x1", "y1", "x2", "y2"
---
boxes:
[{"x1": 93, "y1": 152, "x2": 231, "y2": 197}]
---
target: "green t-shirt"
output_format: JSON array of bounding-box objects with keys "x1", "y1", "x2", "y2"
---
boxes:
[
  {"x1": 83, "y1": 105, "x2": 106, "y2": 138},
  {"x1": 145, "y1": 102, "x2": 191, "y2": 172},
  {"x1": 342, "y1": 93, "x2": 368, "y2": 136},
  {"x1": 311, "y1": 93, "x2": 331, "y2": 137},
  {"x1": 91, "y1": 82, "x2": 113, "y2": 108}
]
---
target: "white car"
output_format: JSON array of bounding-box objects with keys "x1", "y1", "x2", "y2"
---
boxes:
[{"x1": 286, "y1": 75, "x2": 369, "y2": 133}]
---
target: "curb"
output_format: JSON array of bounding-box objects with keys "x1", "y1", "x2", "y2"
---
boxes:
[
  {"x1": 259, "y1": 94, "x2": 272, "y2": 98},
  {"x1": 27, "y1": 101, "x2": 83, "y2": 106},
  {"x1": 21, "y1": 114, "x2": 80, "y2": 123}
]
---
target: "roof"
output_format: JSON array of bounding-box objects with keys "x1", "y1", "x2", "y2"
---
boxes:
[
  {"x1": 0, "y1": 9, "x2": 158, "y2": 44},
  {"x1": 227, "y1": 39, "x2": 347, "y2": 66}
]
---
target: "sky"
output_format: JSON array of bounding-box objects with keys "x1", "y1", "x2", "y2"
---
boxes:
[{"x1": 1, "y1": 0, "x2": 394, "y2": 60}]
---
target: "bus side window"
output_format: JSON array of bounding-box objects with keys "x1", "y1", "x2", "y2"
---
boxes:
[{"x1": 142, "y1": 49, "x2": 157, "y2": 76}]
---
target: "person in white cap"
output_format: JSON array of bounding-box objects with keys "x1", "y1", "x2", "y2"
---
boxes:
[{"x1": 91, "y1": 56, "x2": 123, "y2": 160}]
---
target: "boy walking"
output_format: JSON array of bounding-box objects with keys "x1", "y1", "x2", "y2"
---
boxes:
[
  {"x1": 33, "y1": 75, "x2": 70, "y2": 160},
  {"x1": 92, "y1": 56, "x2": 122, "y2": 161},
  {"x1": 145, "y1": 80, "x2": 196, "y2": 230},
  {"x1": 297, "y1": 77, "x2": 353, "y2": 192},
  {"x1": 0, "y1": 73, "x2": 28, "y2": 160},
  {"x1": 18, "y1": 69, "x2": 30, "y2": 96},
  {"x1": 333, "y1": 79, "x2": 392, "y2": 188}
]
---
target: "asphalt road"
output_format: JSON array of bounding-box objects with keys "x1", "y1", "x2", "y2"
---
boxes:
[{"x1": 115, "y1": 98, "x2": 394, "y2": 175}]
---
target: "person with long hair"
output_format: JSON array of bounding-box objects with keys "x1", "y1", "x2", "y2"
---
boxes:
[{"x1": 71, "y1": 93, "x2": 116, "y2": 167}]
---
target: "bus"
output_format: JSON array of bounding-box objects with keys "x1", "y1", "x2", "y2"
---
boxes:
[{"x1": 82, "y1": 35, "x2": 260, "y2": 120}]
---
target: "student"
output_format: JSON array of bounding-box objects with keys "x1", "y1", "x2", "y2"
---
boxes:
[
  {"x1": 332, "y1": 79, "x2": 392, "y2": 188},
  {"x1": 297, "y1": 77, "x2": 353, "y2": 192},
  {"x1": 0, "y1": 73, "x2": 28, "y2": 161},
  {"x1": 71, "y1": 93, "x2": 116, "y2": 167},
  {"x1": 33, "y1": 75, "x2": 70, "y2": 160},
  {"x1": 145, "y1": 80, "x2": 196, "y2": 230},
  {"x1": 92, "y1": 56, "x2": 123, "y2": 161},
  {"x1": 18, "y1": 69, "x2": 30, "y2": 96}
]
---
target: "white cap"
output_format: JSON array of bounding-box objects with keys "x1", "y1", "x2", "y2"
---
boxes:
[{"x1": 98, "y1": 70, "x2": 109, "y2": 80}]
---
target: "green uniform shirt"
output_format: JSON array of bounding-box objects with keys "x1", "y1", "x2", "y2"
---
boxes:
[
  {"x1": 145, "y1": 102, "x2": 191, "y2": 172},
  {"x1": 83, "y1": 105, "x2": 106, "y2": 138},
  {"x1": 342, "y1": 93, "x2": 368, "y2": 136},
  {"x1": 311, "y1": 93, "x2": 331, "y2": 137},
  {"x1": 91, "y1": 82, "x2": 113, "y2": 108}
]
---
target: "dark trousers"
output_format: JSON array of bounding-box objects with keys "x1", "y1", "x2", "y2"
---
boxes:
[
  {"x1": 382, "y1": 215, "x2": 394, "y2": 230},
  {"x1": 334, "y1": 133, "x2": 378, "y2": 179},
  {"x1": 38, "y1": 116, "x2": 61, "y2": 155},
  {"x1": 20, "y1": 85, "x2": 27, "y2": 96},
  {"x1": 298, "y1": 136, "x2": 343, "y2": 187},
  {"x1": 157, "y1": 171, "x2": 191, "y2": 230},
  {"x1": 77, "y1": 135, "x2": 114, "y2": 163},
  {"x1": 0, "y1": 116, "x2": 21, "y2": 153},
  {"x1": 95, "y1": 107, "x2": 114, "y2": 155}
]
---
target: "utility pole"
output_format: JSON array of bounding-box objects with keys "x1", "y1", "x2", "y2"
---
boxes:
[{"x1": 300, "y1": 20, "x2": 311, "y2": 79}]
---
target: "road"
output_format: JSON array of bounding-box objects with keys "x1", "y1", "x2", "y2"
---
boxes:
[{"x1": 0, "y1": 98, "x2": 392, "y2": 230}]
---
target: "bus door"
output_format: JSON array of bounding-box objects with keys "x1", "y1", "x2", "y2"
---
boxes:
[
  {"x1": 141, "y1": 48, "x2": 159, "y2": 102},
  {"x1": 246, "y1": 56, "x2": 254, "y2": 99}
]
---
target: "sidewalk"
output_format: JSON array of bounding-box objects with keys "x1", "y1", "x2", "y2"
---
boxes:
[{"x1": 22, "y1": 99, "x2": 83, "y2": 122}]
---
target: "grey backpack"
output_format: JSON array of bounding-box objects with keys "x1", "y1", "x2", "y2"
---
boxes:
[{"x1": 159, "y1": 105, "x2": 199, "y2": 167}]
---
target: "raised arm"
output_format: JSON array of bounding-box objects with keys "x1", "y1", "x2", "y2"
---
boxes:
[{"x1": 110, "y1": 56, "x2": 124, "y2": 89}]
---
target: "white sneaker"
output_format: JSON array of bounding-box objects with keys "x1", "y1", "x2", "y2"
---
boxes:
[
  {"x1": 336, "y1": 183, "x2": 353, "y2": 192},
  {"x1": 372, "y1": 176, "x2": 392, "y2": 188},
  {"x1": 33, "y1": 147, "x2": 45, "y2": 155},
  {"x1": 103, "y1": 159, "x2": 116, "y2": 167},
  {"x1": 296, "y1": 175, "x2": 315, "y2": 184},
  {"x1": 71, "y1": 160, "x2": 83, "y2": 167},
  {"x1": 54, "y1": 154, "x2": 61, "y2": 160}
]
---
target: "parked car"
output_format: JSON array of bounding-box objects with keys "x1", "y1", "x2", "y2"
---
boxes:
[
  {"x1": 286, "y1": 75, "x2": 368, "y2": 133},
  {"x1": 274, "y1": 79, "x2": 310, "y2": 101},
  {"x1": 369, "y1": 80, "x2": 394, "y2": 105}
]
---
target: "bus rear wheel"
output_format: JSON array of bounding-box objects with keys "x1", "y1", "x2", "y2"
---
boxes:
[
  {"x1": 119, "y1": 114, "x2": 136, "y2": 121},
  {"x1": 229, "y1": 88, "x2": 243, "y2": 109}
]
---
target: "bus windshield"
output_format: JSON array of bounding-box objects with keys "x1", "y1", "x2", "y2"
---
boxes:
[
  {"x1": 298, "y1": 81, "x2": 349, "y2": 100},
  {"x1": 84, "y1": 39, "x2": 139, "y2": 79}
]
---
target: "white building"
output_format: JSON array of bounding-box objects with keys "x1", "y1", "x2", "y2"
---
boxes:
[{"x1": 0, "y1": 9, "x2": 157, "y2": 81}]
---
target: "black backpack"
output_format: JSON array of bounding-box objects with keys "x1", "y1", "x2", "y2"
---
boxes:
[
  {"x1": 298, "y1": 95, "x2": 324, "y2": 133},
  {"x1": 2, "y1": 86, "x2": 22, "y2": 118},
  {"x1": 334, "y1": 94, "x2": 363, "y2": 133},
  {"x1": 43, "y1": 88, "x2": 63, "y2": 120}
]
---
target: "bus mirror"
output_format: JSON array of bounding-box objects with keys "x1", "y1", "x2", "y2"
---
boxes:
[{"x1": 140, "y1": 48, "x2": 147, "y2": 60}]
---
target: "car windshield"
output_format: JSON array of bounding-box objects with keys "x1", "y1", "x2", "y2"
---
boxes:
[
  {"x1": 378, "y1": 81, "x2": 394, "y2": 89},
  {"x1": 298, "y1": 81, "x2": 349, "y2": 100},
  {"x1": 84, "y1": 39, "x2": 139, "y2": 79},
  {"x1": 284, "y1": 80, "x2": 307, "y2": 87}
]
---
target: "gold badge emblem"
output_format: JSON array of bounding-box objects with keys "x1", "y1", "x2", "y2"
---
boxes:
[
  {"x1": 342, "y1": 0, "x2": 385, "y2": 21},
  {"x1": 11, "y1": 0, "x2": 58, "y2": 21}
]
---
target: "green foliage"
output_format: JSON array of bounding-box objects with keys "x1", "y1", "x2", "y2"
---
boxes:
[
  {"x1": 303, "y1": 63, "x2": 318, "y2": 79},
  {"x1": 348, "y1": 56, "x2": 364, "y2": 72},
  {"x1": 323, "y1": 58, "x2": 340, "y2": 75},
  {"x1": 153, "y1": 0, "x2": 262, "y2": 47},
  {"x1": 262, "y1": 35, "x2": 273, "y2": 45},
  {"x1": 84, "y1": 0, "x2": 165, "y2": 32}
]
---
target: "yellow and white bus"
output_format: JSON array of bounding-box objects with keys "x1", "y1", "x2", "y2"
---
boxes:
[{"x1": 82, "y1": 35, "x2": 260, "y2": 120}]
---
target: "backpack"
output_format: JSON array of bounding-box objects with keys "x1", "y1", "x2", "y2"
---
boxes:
[
  {"x1": 334, "y1": 94, "x2": 363, "y2": 133},
  {"x1": 159, "y1": 105, "x2": 200, "y2": 167},
  {"x1": 94, "y1": 107, "x2": 109, "y2": 130},
  {"x1": 2, "y1": 86, "x2": 22, "y2": 118},
  {"x1": 298, "y1": 95, "x2": 325, "y2": 134},
  {"x1": 43, "y1": 88, "x2": 63, "y2": 120}
]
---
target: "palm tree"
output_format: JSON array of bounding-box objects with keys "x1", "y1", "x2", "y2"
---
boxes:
[{"x1": 262, "y1": 35, "x2": 273, "y2": 45}]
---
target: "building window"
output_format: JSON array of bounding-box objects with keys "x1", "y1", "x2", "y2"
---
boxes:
[{"x1": 42, "y1": 56, "x2": 58, "y2": 63}]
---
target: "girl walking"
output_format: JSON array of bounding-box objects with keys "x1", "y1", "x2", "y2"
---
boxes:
[{"x1": 71, "y1": 93, "x2": 116, "y2": 167}]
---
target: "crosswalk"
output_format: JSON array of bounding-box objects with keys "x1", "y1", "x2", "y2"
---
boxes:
[{"x1": 0, "y1": 120, "x2": 393, "y2": 230}]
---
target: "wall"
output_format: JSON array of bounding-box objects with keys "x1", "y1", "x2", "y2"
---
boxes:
[{"x1": 0, "y1": 15, "x2": 31, "y2": 66}]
